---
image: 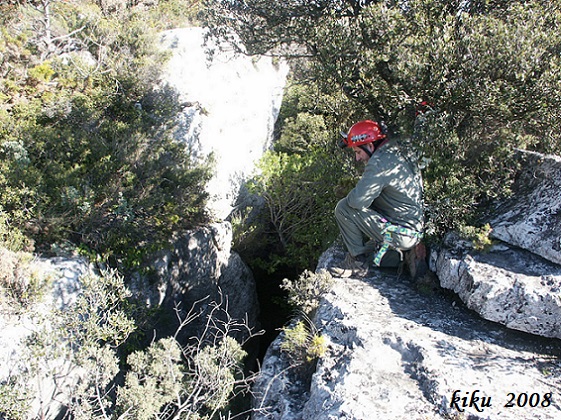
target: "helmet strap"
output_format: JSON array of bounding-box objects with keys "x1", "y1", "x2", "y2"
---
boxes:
[
  {"x1": 372, "y1": 138, "x2": 389, "y2": 152},
  {"x1": 359, "y1": 144, "x2": 373, "y2": 158}
]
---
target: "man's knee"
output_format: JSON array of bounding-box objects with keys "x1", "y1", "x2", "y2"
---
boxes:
[{"x1": 334, "y1": 198, "x2": 348, "y2": 219}]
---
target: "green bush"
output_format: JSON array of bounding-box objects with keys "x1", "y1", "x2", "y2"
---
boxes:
[
  {"x1": 118, "y1": 319, "x2": 249, "y2": 419},
  {"x1": 246, "y1": 148, "x2": 342, "y2": 272},
  {"x1": 281, "y1": 269, "x2": 334, "y2": 315},
  {"x1": 0, "y1": 207, "x2": 33, "y2": 252},
  {"x1": 241, "y1": 79, "x2": 358, "y2": 272},
  {"x1": 279, "y1": 269, "x2": 331, "y2": 374},
  {"x1": 27, "y1": 62, "x2": 55, "y2": 83},
  {"x1": 458, "y1": 223, "x2": 494, "y2": 252},
  {"x1": 117, "y1": 337, "x2": 186, "y2": 419},
  {"x1": 0, "y1": 247, "x2": 50, "y2": 311},
  {"x1": 0, "y1": 1, "x2": 211, "y2": 268},
  {"x1": 280, "y1": 319, "x2": 326, "y2": 365},
  {"x1": 2, "y1": 267, "x2": 251, "y2": 419},
  {"x1": 2, "y1": 268, "x2": 136, "y2": 419},
  {"x1": 0, "y1": 379, "x2": 30, "y2": 420}
]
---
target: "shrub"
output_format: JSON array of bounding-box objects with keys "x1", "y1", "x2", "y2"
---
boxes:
[
  {"x1": 458, "y1": 223, "x2": 494, "y2": 252},
  {"x1": 27, "y1": 62, "x2": 55, "y2": 83},
  {"x1": 0, "y1": 268, "x2": 136, "y2": 419},
  {"x1": 2, "y1": 269, "x2": 255, "y2": 419},
  {"x1": 117, "y1": 337, "x2": 186, "y2": 420},
  {"x1": 0, "y1": 207, "x2": 33, "y2": 252},
  {"x1": 280, "y1": 319, "x2": 326, "y2": 365},
  {"x1": 116, "y1": 298, "x2": 252, "y2": 419},
  {"x1": 281, "y1": 269, "x2": 334, "y2": 315},
  {"x1": 0, "y1": 247, "x2": 50, "y2": 311},
  {"x1": 0, "y1": 378, "x2": 30, "y2": 420},
  {"x1": 279, "y1": 270, "x2": 331, "y2": 373},
  {"x1": 246, "y1": 144, "x2": 347, "y2": 273},
  {"x1": 0, "y1": 1, "x2": 212, "y2": 268}
]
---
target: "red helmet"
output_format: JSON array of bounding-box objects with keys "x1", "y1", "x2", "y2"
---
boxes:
[
  {"x1": 415, "y1": 100, "x2": 434, "y2": 116},
  {"x1": 339, "y1": 120, "x2": 386, "y2": 149}
]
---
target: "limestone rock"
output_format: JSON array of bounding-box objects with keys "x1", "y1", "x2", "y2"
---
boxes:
[
  {"x1": 252, "y1": 325, "x2": 311, "y2": 420},
  {"x1": 145, "y1": 222, "x2": 259, "y2": 341},
  {"x1": 432, "y1": 238, "x2": 561, "y2": 340},
  {"x1": 159, "y1": 27, "x2": 289, "y2": 220},
  {"x1": 490, "y1": 150, "x2": 561, "y2": 265},
  {"x1": 429, "y1": 150, "x2": 561, "y2": 340},
  {"x1": 253, "y1": 244, "x2": 561, "y2": 420}
]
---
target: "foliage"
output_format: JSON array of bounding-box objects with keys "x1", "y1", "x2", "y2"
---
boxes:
[
  {"x1": 61, "y1": 269, "x2": 137, "y2": 349},
  {"x1": 1, "y1": 268, "x2": 135, "y2": 419},
  {"x1": 1, "y1": 270, "x2": 253, "y2": 419},
  {"x1": 148, "y1": 0, "x2": 204, "y2": 29},
  {"x1": 0, "y1": 207, "x2": 33, "y2": 252},
  {"x1": 281, "y1": 269, "x2": 334, "y2": 315},
  {"x1": 117, "y1": 300, "x2": 252, "y2": 419},
  {"x1": 279, "y1": 269, "x2": 332, "y2": 373},
  {"x1": 0, "y1": 377, "x2": 31, "y2": 420},
  {"x1": 117, "y1": 337, "x2": 186, "y2": 419},
  {"x1": 245, "y1": 149, "x2": 336, "y2": 272},
  {"x1": 0, "y1": 247, "x2": 51, "y2": 310},
  {"x1": 189, "y1": 336, "x2": 248, "y2": 413},
  {"x1": 280, "y1": 319, "x2": 327, "y2": 365},
  {"x1": 0, "y1": 3, "x2": 252, "y2": 418},
  {"x1": 458, "y1": 223, "x2": 494, "y2": 252},
  {"x1": 239, "y1": 76, "x2": 360, "y2": 272},
  {"x1": 0, "y1": 0, "x2": 210, "y2": 269},
  {"x1": 204, "y1": 0, "x2": 561, "y2": 241},
  {"x1": 279, "y1": 269, "x2": 331, "y2": 373}
]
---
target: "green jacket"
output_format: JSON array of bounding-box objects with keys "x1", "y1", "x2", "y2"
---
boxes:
[{"x1": 346, "y1": 139, "x2": 424, "y2": 232}]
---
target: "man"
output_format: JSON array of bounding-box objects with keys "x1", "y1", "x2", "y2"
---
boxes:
[{"x1": 333, "y1": 120, "x2": 424, "y2": 277}]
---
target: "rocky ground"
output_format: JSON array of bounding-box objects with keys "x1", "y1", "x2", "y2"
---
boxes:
[{"x1": 253, "y1": 243, "x2": 561, "y2": 420}]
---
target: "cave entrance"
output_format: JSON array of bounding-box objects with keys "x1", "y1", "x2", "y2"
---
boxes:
[{"x1": 251, "y1": 263, "x2": 300, "y2": 361}]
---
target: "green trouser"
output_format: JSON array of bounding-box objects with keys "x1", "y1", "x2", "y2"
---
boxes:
[{"x1": 335, "y1": 198, "x2": 420, "y2": 262}]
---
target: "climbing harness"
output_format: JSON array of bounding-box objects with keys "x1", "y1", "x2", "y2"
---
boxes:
[{"x1": 373, "y1": 218, "x2": 423, "y2": 266}]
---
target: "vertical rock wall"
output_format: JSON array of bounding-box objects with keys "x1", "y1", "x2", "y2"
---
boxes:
[{"x1": 159, "y1": 27, "x2": 289, "y2": 220}]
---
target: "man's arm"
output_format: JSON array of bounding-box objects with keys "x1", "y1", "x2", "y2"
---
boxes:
[{"x1": 346, "y1": 160, "x2": 386, "y2": 209}]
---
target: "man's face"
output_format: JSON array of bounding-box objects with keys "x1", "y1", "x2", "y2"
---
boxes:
[{"x1": 352, "y1": 144, "x2": 373, "y2": 163}]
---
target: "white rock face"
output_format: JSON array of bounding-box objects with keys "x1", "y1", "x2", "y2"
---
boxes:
[
  {"x1": 159, "y1": 27, "x2": 289, "y2": 220},
  {"x1": 490, "y1": 150, "x2": 561, "y2": 265},
  {"x1": 433, "y1": 241, "x2": 561, "y2": 339}
]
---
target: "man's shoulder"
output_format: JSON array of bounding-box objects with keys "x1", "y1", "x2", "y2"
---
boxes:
[
  {"x1": 382, "y1": 138, "x2": 406, "y2": 152},
  {"x1": 380, "y1": 138, "x2": 420, "y2": 164},
  {"x1": 371, "y1": 139, "x2": 403, "y2": 163}
]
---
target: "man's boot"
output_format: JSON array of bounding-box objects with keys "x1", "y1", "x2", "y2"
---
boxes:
[
  {"x1": 404, "y1": 242, "x2": 428, "y2": 281},
  {"x1": 329, "y1": 253, "x2": 369, "y2": 278}
]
